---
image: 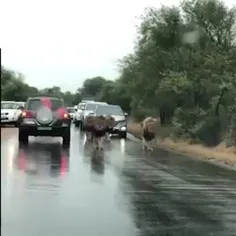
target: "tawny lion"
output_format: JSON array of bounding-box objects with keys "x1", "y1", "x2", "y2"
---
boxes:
[
  {"x1": 105, "y1": 115, "x2": 116, "y2": 142},
  {"x1": 140, "y1": 117, "x2": 158, "y2": 151}
]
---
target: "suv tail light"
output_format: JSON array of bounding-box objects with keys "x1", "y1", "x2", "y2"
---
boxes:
[
  {"x1": 57, "y1": 107, "x2": 70, "y2": 119},
  {"x1": 63, "y1": 113, "x2": 69, "y2": 119},
  {"x1": 21, "y1": 110, "x2": 35, "y2": 118}
]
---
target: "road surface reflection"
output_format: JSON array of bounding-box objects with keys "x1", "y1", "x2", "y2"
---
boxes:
[{"x1": 1, "y1": 127, "x2": 236, "y2": 236}]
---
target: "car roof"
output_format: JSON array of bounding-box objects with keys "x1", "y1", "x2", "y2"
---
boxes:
[
  {"x1": 28, "y1": 95, "x2": 63, "y2": 100},
  {"x1": 97, "y1": 104, "x2": 121, "y2": 108},
  {"x1": 1, "y1": 101, "x2": 16, "y2": 103},
  {"x1": 85, "y1": 101, "x2": 107, "y2": 106}
]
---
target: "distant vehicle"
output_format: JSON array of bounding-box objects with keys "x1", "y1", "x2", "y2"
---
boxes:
[
  {"x1": 93, "y1": 104, "x2": 128, "y2": 139},
  {"x1": 18, "y1": 95, "x2": 71, "y2": 146},
  {"x1": 73, "y1": 102, "x2": 86, "y2": 127},
  {"x1": 15, "y1": 102, "x2": 26, "y2": 120},
  {"x1": 66, "y1": 107, "x2": 75, "y2": 120},
  {"x1": 1, "y1": 101, "x2": 21, "y2": 126},
  {"x1": 80, "y1": 101, "x2": 108, "y2": 131}
]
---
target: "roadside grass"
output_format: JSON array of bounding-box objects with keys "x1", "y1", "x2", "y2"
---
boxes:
[{"x1": 128, "y1": 122, "x2": 236, "y2": 165}]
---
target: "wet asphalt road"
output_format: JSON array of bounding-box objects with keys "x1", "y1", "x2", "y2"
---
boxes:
[{"x1": 1, "y1": 126, "x2": 236, "y2": 236}]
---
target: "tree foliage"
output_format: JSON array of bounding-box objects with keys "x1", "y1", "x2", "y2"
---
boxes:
[
  {"x1": 1, "y1": 66, "x2": 81, "y2": 106},
  {"x1": 116, "y1": 0, "x2": 236, "y2": 146}
]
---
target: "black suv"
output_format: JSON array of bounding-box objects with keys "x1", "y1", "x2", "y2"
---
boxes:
[{"x1": 18, "y1": 95, "x2": 71, "y2": 146}]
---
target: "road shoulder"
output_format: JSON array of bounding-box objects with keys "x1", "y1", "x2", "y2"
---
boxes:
[{"x1": 127, "y1": 122, "x2": 236, "y2": 169}]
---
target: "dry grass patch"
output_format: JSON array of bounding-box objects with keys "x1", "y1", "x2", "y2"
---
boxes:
[{"x1": 128, "y1": 122, "x2": 236, "y2": 165}]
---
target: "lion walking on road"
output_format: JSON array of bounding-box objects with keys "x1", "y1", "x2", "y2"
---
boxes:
[{"x1": 140, "y1": 117, "x2": 158, "y2": 151}]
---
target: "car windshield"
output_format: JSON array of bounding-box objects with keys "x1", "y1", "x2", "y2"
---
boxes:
[
  {"x1": 79, "y1": 103, "x2": 85, "y2": 110},
  {"x1": 27, "y1": 98, "x2": 64, "y2": 111},
  {"x1": 96, "y1": 105, "x2": 124, "y2": 116},
  {"x1": 85, "y1": 103, "x2": 97, "y2": 111},
  {"x1": 67, "y1": 108, "x2": 75, "y2": 113},
  {"x1": 16, "y1": 103, "x2": 25, "y2": 108},
  {"x1": 1, "y1": 102, "x2": 16, "y2": 109}
]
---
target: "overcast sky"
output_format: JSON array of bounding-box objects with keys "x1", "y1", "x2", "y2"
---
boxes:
[{"x1": 1, "y1": 0, "x2": 235, "y2": 92}]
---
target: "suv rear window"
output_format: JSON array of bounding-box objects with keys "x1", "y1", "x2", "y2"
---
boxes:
[{"x1": 27, "y1": 98, "x2": 64, "y2": 111}]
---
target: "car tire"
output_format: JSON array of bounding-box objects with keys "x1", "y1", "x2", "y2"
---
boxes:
[
  {"x1": 18, "y1": 129, "x2": 29, "y2": 144},
  {"x1": 119, "y1": 132, "x2": 127, "y2": 139},
  {"x1": 62, "y1": 128, "x2": 71, "y2": 147}
]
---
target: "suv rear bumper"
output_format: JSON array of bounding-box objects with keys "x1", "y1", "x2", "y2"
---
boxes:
[
  {"x1": 1, "y1": 120, "x2": 18, "y2": 124},
  {"x1": 19, "y1": 125, "x2": 70, "y2": 136}
]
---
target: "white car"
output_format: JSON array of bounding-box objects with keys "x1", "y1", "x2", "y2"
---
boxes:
[
  {"x1": 73, "y1": 102, "x2": 86, "y2": 127},
  {"x1": 66, "y1": 107, "x2": 76, "y2": 120},
  {"x1": 1, "y1": 101, "x2": 21, "y2": 126}
]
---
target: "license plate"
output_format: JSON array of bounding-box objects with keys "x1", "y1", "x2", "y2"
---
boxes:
[{"x1": 37, "y1": 127, "x2": 52, "y2": 130}]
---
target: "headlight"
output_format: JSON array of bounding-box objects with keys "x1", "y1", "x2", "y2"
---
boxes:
[{"x1": 120, "y1": 126, "x2": 126, "y2": 131}]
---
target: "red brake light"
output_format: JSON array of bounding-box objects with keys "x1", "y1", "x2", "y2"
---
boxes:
[
  {"x1": 57, "y1": 107, "x2": 69, "y2": 119},
  {"x1": 19, "y1": 151, "x2": 26, "y2": 172},
  {"x1": 60, "y1": 153, "x2": 68, "y2": 177},
  {"x1": 21, "y1": 110, "x2": 34, "y2": 118},
  {"x1": 63, "y1": 113, "x2": 69, "y2": 119}
]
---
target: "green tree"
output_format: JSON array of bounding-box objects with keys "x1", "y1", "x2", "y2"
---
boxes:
[
  {"x1": 117, "y1": 0, "x2": 236, "y2": 146},
  {"x1": 79, "y1": 76, "x2": 107, "y2": 98}
]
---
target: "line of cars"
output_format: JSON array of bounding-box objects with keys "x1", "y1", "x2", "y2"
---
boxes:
[
  {"x1": 72, "y1": 100, "x2": 128, "y2": 139},
  {"x1": 1, "y1": 101, "x2": 25, "y2": 126},
  {"x1": 1, "y1": 96, "x2": 128, "y2": 147}
]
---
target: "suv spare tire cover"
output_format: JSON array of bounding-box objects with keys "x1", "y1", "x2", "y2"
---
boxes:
[{"x1": 36, "y1": 106, "x2": 53, "y2": 124}]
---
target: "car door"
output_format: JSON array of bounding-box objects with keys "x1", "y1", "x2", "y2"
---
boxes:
[{"x1": 76, "y1": 103, "x2": 85, "y2": 120}]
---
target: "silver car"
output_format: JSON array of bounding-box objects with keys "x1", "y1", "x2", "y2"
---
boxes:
[
  {"x1": 80, "y1": 101, "x2": 108, "y2": 131},
  {"x1": 93, "y1": 104, "x2": 128, "y2": 139}
]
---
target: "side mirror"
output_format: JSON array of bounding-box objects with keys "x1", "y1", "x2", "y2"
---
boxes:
[
  {"x1": 75, "y1": 108, "x2": 77, "y2": 111},
  {"x1": 124, "y1": 112, "x2": 128, "y2": 116}
]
